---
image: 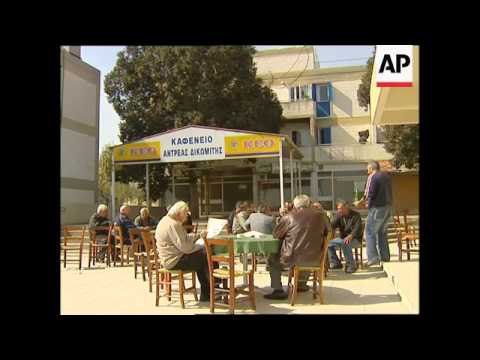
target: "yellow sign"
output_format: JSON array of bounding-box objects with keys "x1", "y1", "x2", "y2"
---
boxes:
[
  {"x1": 224, "y1": 135, "x2": 280, "y2": 157},
  {"x1": 114, "y1": 142, "x2": 161, "y2": 162}
]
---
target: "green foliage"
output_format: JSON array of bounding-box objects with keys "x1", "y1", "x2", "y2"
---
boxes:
[
  {"x1": 383, "y1": 125, "x2": 419, "y2": 170},
  {"x1": 357, "y1": 53, "x2": 375, "y2": 111},
  {"x1": 104, "y1": 46, "x2": 284, "y2": 201},
  {"x1": 97, "y1": 145, "x2": 147, "y2": 207}
]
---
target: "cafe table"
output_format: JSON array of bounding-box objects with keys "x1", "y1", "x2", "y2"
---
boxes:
[{"x1": 210, "y1": 234, "x2": 280, "y2": 286}]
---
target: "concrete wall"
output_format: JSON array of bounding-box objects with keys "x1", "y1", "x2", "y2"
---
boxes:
[
  {"x1": 254, "y1": 47, "x2": 315, "y2": 76},
  {"x1": 61, "y1": 48, "x2": 101, "y2": 225},
  {"x1": 331, "y1": 79, "x2": 369, "y2": 118}
]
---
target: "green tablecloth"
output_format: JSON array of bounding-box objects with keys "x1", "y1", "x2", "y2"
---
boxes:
[{"x1": 211, "y1": 234, "x2": 280, "y2": 255}]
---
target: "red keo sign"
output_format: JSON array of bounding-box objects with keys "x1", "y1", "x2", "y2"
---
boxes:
[{"x1": 375, "y1": 45, "x2": 413, "y2": 87}]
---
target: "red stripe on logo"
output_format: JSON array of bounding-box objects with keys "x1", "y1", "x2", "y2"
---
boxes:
[{"x1": 377, "y1": 82, "x2": 413, "y2": 87}]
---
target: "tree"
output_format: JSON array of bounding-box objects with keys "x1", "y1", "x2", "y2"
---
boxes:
[
  {"x1": 357, "y1": 47, "x2": 375, "y2": 111},
  {"x1": 383, "y1": 125, "x2": 419, "y2": 170},
  {"x1": 356, "y1": 47, "x2": 419, "y2": 170},
  {"x1": 97, "y1": 144, "x2": 148, "y2": 209},
  {"x1": 104, "y1": 46, "x2": 285, "y2": 214}
]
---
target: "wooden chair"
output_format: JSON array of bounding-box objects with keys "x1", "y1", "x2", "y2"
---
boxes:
[
  {"x1": 129, "y1": 228, "x2": 146, "y2": 280},
  {"x1": 88, "y1": 225, "x2": 112, "y2": 268},
  {"x1": 140, "y1": 230, "x2": 162, "y2": 293},
  {"x1": 112, "y1": 225, "x2": 133, "y2": 267},
  {"x1": 141, "y1": 230, "x2": 198, "y2": 308},
  {"x1": 62, "y1": 225, "x2": 86, "y2": 270},
  {"x1": 205, "y1": 238, "x2": 256, "y2": 314},
  {"x1": 397, "y1": 212, "x2": 419, "y2": 261},
  {"x1": 287, "y1": 231, "x2": 331, "y2": 306}
]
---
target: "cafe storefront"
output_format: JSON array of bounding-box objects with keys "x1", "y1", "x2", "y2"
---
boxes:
[{"x1": 111, "y1": 125, "x2": 304, "y2": 219}]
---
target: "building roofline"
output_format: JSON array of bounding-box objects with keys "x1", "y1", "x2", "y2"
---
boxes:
[
  {"x1": 254, "y1": 46, "x2": 314, "y2": 57},
  {"x1": 257, "y1": 65, "x2": 367, "y2": 79}
]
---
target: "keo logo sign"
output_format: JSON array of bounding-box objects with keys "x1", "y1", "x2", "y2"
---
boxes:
[{"x1": 376, "y1": 45, "x2": 413, "y2": 87}]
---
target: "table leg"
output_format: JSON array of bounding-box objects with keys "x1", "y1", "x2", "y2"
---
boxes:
[{"x1": 242, "y1": 253, "x2": 248, "y2": 286}]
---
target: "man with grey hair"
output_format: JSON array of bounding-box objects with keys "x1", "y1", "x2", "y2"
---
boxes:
[
  {"x1": 328, "y1": 200, "x2": 363, "y2": 273},
  {"x1": 114, "y1": 205, "x2": 136, "y2": 245},
  {"x1": 264, "y1": 194, "x2": 331, "y2": 300},
  {"x1": 88, "y1": 204, "x2": 111, "y2": 262},
  {"x1": 358, "y1": 160, "x2": 393, "y2": 266},
  {"x1": 243, "y1": 203, "x2": 275, "y2": 234},
  {"x1": 155, "y1": 201, "x2": 211, "y2": 302}
]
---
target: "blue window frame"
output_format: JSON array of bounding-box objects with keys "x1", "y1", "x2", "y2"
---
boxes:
[
  {"x1": 316, "y1": 127, "x2": 331, "y2": 145},
  {"x1": 315, "y1": 82, "x2": 333, "y2": 118}
]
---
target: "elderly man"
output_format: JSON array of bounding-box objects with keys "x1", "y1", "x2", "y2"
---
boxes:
[
  {"x1": 328, "y1": 200, "x2": 363, "y2": 273},
  {"x1": 265, "y1": 194, "x2": 331, "y2": 300},
  {"x1": 155, "y1": 201, "x2": 211, "y2": 302},
  {"x1": 243, "y1": 203, "x2": 274, "y2": 234},
  {"x1": 232, "y1": 201, "x2": 250, "y2": 235},
  {"x1": 134, "y1": 207, "x2": 157, "y2": 229},
  {"x1": 88, "y1": 204, "x2": 111, "y2": 262},
  {"x1": 114, "y1": 205, "x2": 136, "y2": 245},
  {"x1": 358, "y1": 161, "x2": 393, "y2": 266}
]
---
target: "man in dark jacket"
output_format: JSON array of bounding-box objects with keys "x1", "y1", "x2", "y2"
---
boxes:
[
  {"x1": 114, "y1": 205, "x2": 136, "y2": 245},
  {"x1": 265, "y1": 194, "x2": 331, "y2": 300},
  {"x1": 88, "y1": 204, "x2": 111, "y2": 262},
  {"x1": 328, "y1": 200, "x2": 362, "y2": 273},
  {"x1": 361, "y1": 161, "x2": 393, "y2": 266}
]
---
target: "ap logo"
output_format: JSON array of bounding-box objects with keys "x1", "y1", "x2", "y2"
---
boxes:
[{"x1": 375, "y1": 45, "x2": 413, "y2": 87}]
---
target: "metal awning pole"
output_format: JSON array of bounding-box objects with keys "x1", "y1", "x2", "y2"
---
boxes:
[
  {"x1": 146, "y1": 163, "x2": 150, "y2": 208},
  {"x1": 111, "y1": 151, "x2": 116, "y2": 220},
  {"x1": 289, "y1": 150, "x2": 294, "y2": 200},
  {"x1": 279, "y1": 141, "x2": 284, "y2": 207}
]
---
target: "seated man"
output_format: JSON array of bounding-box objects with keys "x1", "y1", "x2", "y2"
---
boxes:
[
  {"x1": 312, "y1": 201, "x2": 324, "y2": 212},
  {"x1": 114, "y1": 205, "x2": 136, "y2": 245},
  {"x1": 155, "y1": 201, "x2": 211, "y2": 302},
  {"x1": 265, "y1": 194, "x2": 331, "y2": 300},
  {"x1": 134, "y1": 207, "x2": 157, "y2": 229},
  {"x1": 88, "y1": 204, "x2": 111, "y2": 262},
  {"x1": 328, "y1": 200, "x2": 363, "y2": 273},
  {"x1": 243, "y1": 203, "x2": 274, "y2": 234},
  {"x1": 232, "y1": 201, "x2": 250, "y2": 235}
]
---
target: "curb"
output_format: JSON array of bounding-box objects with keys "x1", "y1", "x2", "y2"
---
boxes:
[{"x1": 382, "y1": 264, "x2": 418, "y2": 314}]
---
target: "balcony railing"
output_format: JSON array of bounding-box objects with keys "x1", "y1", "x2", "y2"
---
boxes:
[
  {"x1": 298, "y1": 143, "x2": 393, "y2": 162},
  {"x1": 281, "y1": 100, "x2": 315, "y2": 118}
]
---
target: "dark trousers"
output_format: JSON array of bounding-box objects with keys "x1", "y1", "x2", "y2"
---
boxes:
[{"x1": 170, "y1": 248, "x2": 211, "y2": 300}]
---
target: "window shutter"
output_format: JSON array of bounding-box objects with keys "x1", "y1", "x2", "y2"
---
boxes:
[
  {"x1": 312, "y1": 84, "x2": 317, "y2": 101},
  {"x1": 322, "y1": 128, "x2": 332, "y2": 144},
  {"x1": 328, "y1": 82, "x2": 333, "y2": 101}
]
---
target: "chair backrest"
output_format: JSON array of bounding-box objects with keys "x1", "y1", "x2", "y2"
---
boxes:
[
  {"x1": 113, "y1": 225, "x2": 125, "y2": 246},
  {"x1": 89, "y1": 226, "x2": 111, "y2": 243},
  {"x1": 63, "y1": 225, "x2": 85, "y2": 247},
  {"x1": 140, "y1": 230, "x2": 158, "y2": 264},
  {"x1": 204, "y1": 238, "x2": 236, "y2": 284}
]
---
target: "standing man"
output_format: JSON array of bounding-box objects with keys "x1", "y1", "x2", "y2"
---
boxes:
[
  {"x1": 359, "y1": 161, "x2": 393, "y2": 266},
  {"x1": 328, "y1": 200, "x2": 362, "y2": 273}
]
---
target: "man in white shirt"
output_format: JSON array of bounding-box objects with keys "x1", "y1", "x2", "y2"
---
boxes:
[{"x1": 155, "y1": 201, "x2": 210, "y2": 302}]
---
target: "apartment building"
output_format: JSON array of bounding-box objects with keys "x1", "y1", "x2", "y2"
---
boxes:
[
  {"x1": 60, "y1": 46, "x2": 101, "y2": 224},
  {"x1": 254, "y1": 46, "x2": 393, "y2": 210}
]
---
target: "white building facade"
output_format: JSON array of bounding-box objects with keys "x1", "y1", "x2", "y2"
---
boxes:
[
  {"x1": 254, "y1": 46, "x2": 393, "y2": 210},
  {"x1": 61, "y1": 46, "x2": 101, "y2": 224}
]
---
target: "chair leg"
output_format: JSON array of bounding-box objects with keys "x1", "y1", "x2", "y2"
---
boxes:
[
  {"x1": 79, "y1": 246, "x2": 83, "y2": 270},
  {"x1": 63, "y1": 249, "x2": 66, "y2": 268},
  {"x1": 398, "y1": 235, "x2": 403, "y2": 262},
  {"x1": 406, "y1": 240, "x2": 411, "y2": 260},
  {"x1": 149, "y1": 266, "x2": 153, "y2": 293},
  {"x1": 290, "y1": 267, "x2": 299, "y2": 306},
  {"x1": 229, "y1": 279, "x2": 235, "y2": 314},
  {"x1": 141, "y1": 256, "x2": 146, "y2": 281},
  {"x1": 155, "y1": 271, "x2": 160, "y2": 306},
  {"x1": 134, "y1": 255, "x2": 138, "y2": 279},
  {"x1": 160, "y1": 272, "x2": 164, "y2": 290},
  {"x1": 209, "y1": 275, "x2": 215, "y2": 313},
  {"x1": 192, "y1": 273, "x2": 198, "y2": 301},
  {"x1": 248, "y1": 272, "x2": 256, "y2": 310},
  {"x1": 179, "y1": 272, "x2": 185, "y2": 309},
  {"x1": 113, "y1": 247, "x2": 117, "y2": 267},
  {"x1": 121, "y1": 247, "x2": 124, "y2": 267},
  {"x1": 312, "y1": 271, "x2": 318, "y2": 300},
  {"x1": 167, "y1": 273, "x2": 172, "y2": 302},
  {"x1": 319, "y1": 270, "x2": 325, "y2": 304},
  {"x1": 88, "y1": 245, "x2": 92, "y2": 269}
]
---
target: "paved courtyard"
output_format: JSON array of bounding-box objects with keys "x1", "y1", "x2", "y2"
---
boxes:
[{"x1": 61, "y1": 255, "x2": 412, "y2": 315}]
